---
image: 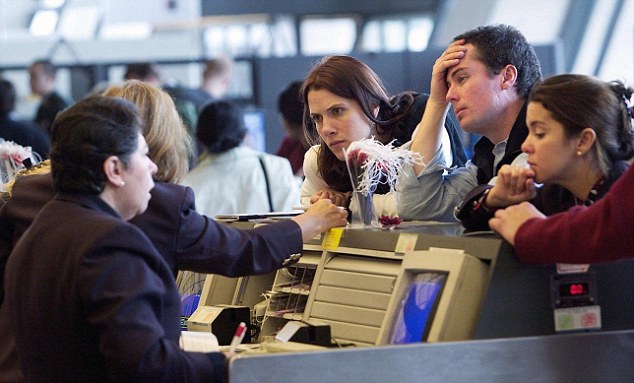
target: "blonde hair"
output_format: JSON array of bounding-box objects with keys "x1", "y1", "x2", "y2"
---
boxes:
[{"x1": 103, "y1": 80, "x2": 193, "y2": 183}]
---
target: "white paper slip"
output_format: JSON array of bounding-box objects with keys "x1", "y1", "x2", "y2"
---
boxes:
[{"x1": 179, "y1": 330, "x2": 220, "y2": 352}]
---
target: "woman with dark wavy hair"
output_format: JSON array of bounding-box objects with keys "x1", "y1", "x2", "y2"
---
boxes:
[{"x1": 299, "y1": 55, "x2": 467, "y2": 220}]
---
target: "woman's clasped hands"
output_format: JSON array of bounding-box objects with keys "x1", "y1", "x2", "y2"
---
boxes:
[{"x1": 485, "y1": 164, "x2": 537, "y2": 209}]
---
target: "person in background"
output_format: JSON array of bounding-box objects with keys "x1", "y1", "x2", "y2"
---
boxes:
[
  {"x1": 182, "y1": 100, "x2": 299, "y2": 217},
  {"x1": 276, "y1": 80, "x2": 309, "y2": 179},
  {"x1": 198, "y1": 57, "x2": 234, "y2": 103},
  {"x1": 458, "y1": 74, "x2": 634, "y2": 231},
  {"x1": 124, "y1": 62, "x2": 202, "y2": 163},
  {"x1": 0, "y1": 81, "x2": 347, "y2": 382},
  {"x1": 123, "y1": 62, "x2": 198, "y2": 126},
  {"x1": 300, "y1": 54, "x2": 467, "y2": 220},
  {"x1": 402, "y1": 24, "x2": 542, "y2": 222},
  {"x1": 168, "y1": 56, "x2": 236, "y2": 119},
  {"x1": 123, "y1": 62, "x2": 162, "y2": 85},
  {"x1": 28, "y1": 59, "x2": 71, "y2": 132},
  {"x1": 0, "y1": 79, "x2": 50, "y2": 158},
  {"x1": 5, "y1": 96, "x2": 229, "y2": 381}
]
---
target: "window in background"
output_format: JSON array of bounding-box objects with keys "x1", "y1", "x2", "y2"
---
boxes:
[
  {"x1": 201, "y1": 13, "x2": 431, "y2": 58},
  {"x1": 571, "y1": 0, "x2": 618, "y2": 76},
  {"x1": 202, "y1": 16, "x2": 295, "y2": 58},
  {"x1": 361, "y1": 21, "x2": 381, "y2": 53},
  {"x1": 270, "y1": 17, "x2": 297, "y2": 57},
  {"x1": 99, "y1": 22, "x2": 152, "y2": 40},
  {"x1": 226, "y1": 60, "x2": 254, "y2": 100},
  {"x1": 226, "y1": 25, "x2": 249, "y2": 56},
  {"x1": 383, "y1": 20, "x2": 407, "y2": 52},
  {"x1": 596, "y1": 0, "x2": 633, "y2": 86},
  {"x1": 360, "y1": 16, "x2": 434, "y2": 53},
  {"x1": 248, "y1": 23, "x2": 272, "y2": 57},
  {"x1": 408, "y1": 17, "x2": 434, "y2": 52},
  {"x1": 300, "y1": 16, "x2": 358, "y2": 56},
  {"x1": 203, "y1": 26, "x2": 225, "y2": 55}
]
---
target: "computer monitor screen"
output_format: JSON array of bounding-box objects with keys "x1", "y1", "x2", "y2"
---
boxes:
[
  {"x1": 388, "y1": 272, "x2": 447, "y2": 344},
  {"x1": 242, "y1": 108, "x2": 266, "y2": 152}
]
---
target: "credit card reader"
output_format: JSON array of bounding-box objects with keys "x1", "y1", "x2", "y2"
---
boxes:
[{"x1": 550, "y1": 270, "x2": 601, "y2": 332}]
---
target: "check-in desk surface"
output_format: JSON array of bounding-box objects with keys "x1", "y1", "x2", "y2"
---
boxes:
[{"x1": 227, "y1": 222, "x2": 634, "y2": 382}]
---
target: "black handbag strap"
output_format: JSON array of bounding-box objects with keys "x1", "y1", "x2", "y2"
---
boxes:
[{"x1": 258, "y1": 156, "x2": 274, "y2": 212}]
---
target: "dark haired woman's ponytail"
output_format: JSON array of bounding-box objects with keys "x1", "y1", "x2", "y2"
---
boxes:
[
  {"x1": 608, "y1": 81, "x2": 634, "y2": 161},
  {"x1": 373, "y1": 91, "x2": 415, "y2": 141}
]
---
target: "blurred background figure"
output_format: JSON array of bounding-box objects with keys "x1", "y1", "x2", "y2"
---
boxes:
[
  {"x1": 197, "y1": 56, "x2": 234, "y2": 104},
  {"x1": 0, "y1": 78, "x2": 50, "y2": 159},
  {"x1": 124, "y1": 62, "x2": 197, "y2": 132},
  {"x1": 182, "y1": 99, "x2": 299, "y2": 217},
  {"x1": 124, "y1": 62, "x2": 202, "y2": 164},
  {"x1": 276, "y1": 80, "x2": 309, "y2": 181},
  {"x1": 123, "y1": 62, "x2": 163, "y2": 87},
  {"x1": 28, "y1": 59, "x2": 71, "y2": 133}
]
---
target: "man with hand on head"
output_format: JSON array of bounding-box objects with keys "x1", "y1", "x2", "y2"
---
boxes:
[{"x1": 398, "y1": 24, "x2": 542, "y2": 223}]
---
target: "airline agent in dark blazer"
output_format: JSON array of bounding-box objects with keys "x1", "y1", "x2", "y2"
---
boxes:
[
  {"x1": 0, "y1": 83, "x2": 347, "y2": 382},
  {"x1": 4, "y1": 96, "x2": 347, "y2": 382},
  {"x1": 6, "y1": 96, "x2": 229, "y2": 381}
]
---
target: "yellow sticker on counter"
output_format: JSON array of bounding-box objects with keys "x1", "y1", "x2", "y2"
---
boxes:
[
  {"x1": 395, "y1": 233, "x2": 418, "y2": 254},
  {"x1": 322, "y1": 227, "x2": 343, "y2": 250}
]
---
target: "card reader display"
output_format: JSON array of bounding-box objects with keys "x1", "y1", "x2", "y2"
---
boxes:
[{"x1": 550, "y1": 272, "x2": 601, "y2": 332}]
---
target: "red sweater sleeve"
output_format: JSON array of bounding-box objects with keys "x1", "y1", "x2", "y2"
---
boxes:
[{"x1": 515, "y1": 164, "x2": 634, "y2": 264}]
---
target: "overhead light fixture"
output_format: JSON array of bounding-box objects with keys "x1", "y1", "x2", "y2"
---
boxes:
[
  {"x1": 41, "y1": 0, "x2": 66, "y2": 9},
  {"x1": 30, "y1": 9, "x2": 59, "y2": 36}
]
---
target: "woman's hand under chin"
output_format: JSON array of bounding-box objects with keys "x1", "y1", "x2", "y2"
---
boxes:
[{"x1": 486, "y1": 164, "x2": 537, "y2": 208}]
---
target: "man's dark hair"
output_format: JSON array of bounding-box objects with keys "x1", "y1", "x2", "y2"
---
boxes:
[
  {"x1": 0, "y1": 79, "x2": 16, "y2": 116},
  {"x1": 278, "y1": 81, "x2": 304, "y2": 127},
  {"x1": 50, "y1": 96, "x2": 143, "y2": 194},
  {"x1": 196, "y1": 100, "x2": 246, "y2": 154},
  {"x1": 455, "y1": 24, "x2": 542, "y2": 98}
]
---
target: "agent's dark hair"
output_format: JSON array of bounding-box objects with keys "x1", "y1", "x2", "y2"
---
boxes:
[
  {"x1": 301, "y1": 55, "x2": 415, "y2": 191},
  {"x1": 278, "y1": 80, "x2": 304, "y2": 128},
  {"x1": 455, "y1": 24, "x2": 542, "y2": 99},
  {"x1": 0, "y1": 79, "x2": 16, "y2": 116},
  {"x1": 196, "y1": 100, "x2": 246, "y2": 154},
  {"x1": 529, "y1": 74, "x2": 634, "y2": 177},
  {"x1": 50, "y1": 96, "x2": 142, "y2": 194}
]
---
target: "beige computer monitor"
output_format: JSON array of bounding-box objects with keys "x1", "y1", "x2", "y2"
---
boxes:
[{"x1": 377, "y1": 248, "x2": 490, "y2": 344}]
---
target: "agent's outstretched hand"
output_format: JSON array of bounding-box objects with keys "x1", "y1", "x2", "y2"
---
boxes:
[{"x1": 293, "y1": 199, "x2": 348, "y2": 242}]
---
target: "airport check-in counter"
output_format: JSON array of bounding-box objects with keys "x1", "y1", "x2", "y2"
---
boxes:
[{"x1": 219, "y1": 222, "x2": 634, "y2": 382}]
